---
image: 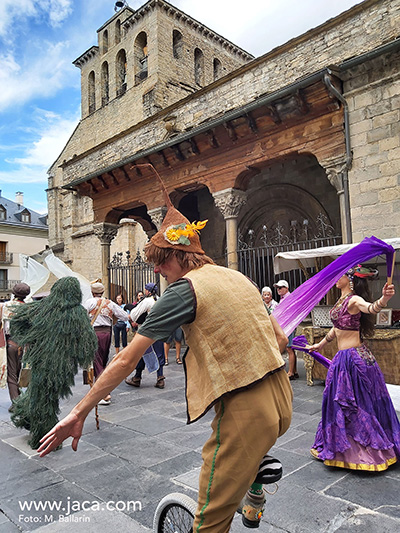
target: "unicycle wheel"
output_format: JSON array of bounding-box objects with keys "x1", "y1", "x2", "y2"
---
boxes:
[{"x1": 153, "y1": 492, "x2": 197, "y2": 533}]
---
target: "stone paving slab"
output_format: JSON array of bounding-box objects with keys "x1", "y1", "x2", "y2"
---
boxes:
[{"x1": 1, "y1": 357, "x2": 400, "y2": 532}]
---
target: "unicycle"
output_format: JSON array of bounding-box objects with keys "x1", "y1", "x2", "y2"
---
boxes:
[
  {"x1": 153, "y1": 455, "x2": 283, "y2": 531},
  {"x1": 153, "y1": 492, "x2": 197, "y2": 533}
]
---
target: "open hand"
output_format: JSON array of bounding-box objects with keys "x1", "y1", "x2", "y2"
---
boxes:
[{"x1": 37, "y1": 412, "x2": 84, "y2": 457}]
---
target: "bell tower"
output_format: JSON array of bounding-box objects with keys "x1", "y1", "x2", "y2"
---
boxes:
[{"x1": 73, "y1": 0, "x2": 253, "y2": 124}]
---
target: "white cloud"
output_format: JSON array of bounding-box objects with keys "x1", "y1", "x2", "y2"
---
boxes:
[
  {"x1": 171, "y1": 0, "x2": 362, "y2": 56},
  {"x1": 0, "y1": 109, "x2": 79, "y2": 183},
  {"x1": 0, "y1": 0, "x2": 73, "y2": 40},
  {"x1": 0, "y1": 41, "x2": 77, "y2": 112}
]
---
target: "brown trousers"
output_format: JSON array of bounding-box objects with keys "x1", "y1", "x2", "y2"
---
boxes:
[
  {"x1": 193, "y1": 369, "x2": 292, "y2": 533},
  {"x1": 6, "y1": 337, "x2": 22, "y2": 401}
]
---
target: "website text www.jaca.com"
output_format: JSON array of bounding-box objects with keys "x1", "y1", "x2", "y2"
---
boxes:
[{"x1": 18, "y1": 497, "x2": 142, "y2": 524}]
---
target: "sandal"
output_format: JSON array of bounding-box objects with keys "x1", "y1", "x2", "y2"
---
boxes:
[{"x1": 176, "y1": 358, "x2": 183, "y2": 364}]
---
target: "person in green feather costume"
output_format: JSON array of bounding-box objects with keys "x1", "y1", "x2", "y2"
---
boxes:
[{"x1": 10, "y1": 277, "x2": 98, "y2": 449}]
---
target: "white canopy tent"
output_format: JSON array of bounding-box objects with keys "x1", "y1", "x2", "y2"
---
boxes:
[{"x1": 273, "y1": 238, "x2": 400, "y2": 275}]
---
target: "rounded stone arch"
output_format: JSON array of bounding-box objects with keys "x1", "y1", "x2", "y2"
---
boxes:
[
  {"x1": 169, "y1": 184, "x2": 224, "y2": 261},
  {"x1": 116, "y1": 48, "x2": 127, "y2": 95},
  {"x1": 134, "y1": 31, "x2": 148, "y2": 83},
  {"x1": 104, "y1": 204, "x2": 156, "y2": 234},
  {"x1": 238, "y1": 184, "x2": 334, "y2": 247},
  {"x1": 234, "y1": 152, "x2": 341, "y2": 245}
]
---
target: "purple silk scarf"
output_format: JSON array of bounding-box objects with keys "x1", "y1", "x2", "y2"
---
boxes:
[
  {"x1": 290, "y1": 334, "x2": 331, "y2": 369},
  {"x1": 272, "y1": 236, "x2": 395, "y2": 336}
]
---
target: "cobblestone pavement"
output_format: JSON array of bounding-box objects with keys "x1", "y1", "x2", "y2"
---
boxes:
[{"x1": 1, "y1": 353, "x2": 400, "y2": 532}]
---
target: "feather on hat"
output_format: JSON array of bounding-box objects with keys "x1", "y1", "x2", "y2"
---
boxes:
[{"x1": 140, "y1": 164, "x2": 207, "y2": 254}]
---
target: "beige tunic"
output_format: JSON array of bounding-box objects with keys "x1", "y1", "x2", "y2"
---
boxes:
[{"x1": 182, "y1": 264, "x2": 285, "y2": 423}]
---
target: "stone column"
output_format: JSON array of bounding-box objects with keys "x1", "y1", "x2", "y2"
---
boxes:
[
  {"x1": 148, "y1": 207, "x2": 168, "y2": 294},
  {"x1": 93, "y1": 222, "x2": 119, "y2": 296},
  {"x1": 321, "y1": 157, "x2": 352, "y2": 244},
  {"x1": 213, "y1": 188, "x2": 247, "y2": 270}
]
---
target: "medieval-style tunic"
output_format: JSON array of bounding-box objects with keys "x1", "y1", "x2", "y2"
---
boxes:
[{"x1": 139, "y1": 263, "x2": 292, "y2": 532}]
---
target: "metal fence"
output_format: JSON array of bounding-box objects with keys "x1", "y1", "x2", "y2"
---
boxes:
[
  {"x1": 237, "y1": 236, "x2": 342, "y2": 294},
  {"x1": 108, "y1": 251, "x2": 159, "y2": 303}
]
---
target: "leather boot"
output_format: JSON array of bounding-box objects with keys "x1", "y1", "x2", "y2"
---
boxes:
[{"x1": 155, "y1": 376, "x2": 165, "y2": 389}]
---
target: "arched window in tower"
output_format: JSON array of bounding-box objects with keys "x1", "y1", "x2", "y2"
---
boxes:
[
  {"x1": 213, "y1": 58, "x2": 222, "y2": 81},
  {"x1": 103, "y1": 30, "x2": 109, "y2": 53},
  {"x1": 115, "y1": 19, "x2": 121, "y2": 44},
  {"x1": 88, "y1": 71, "x2": 96, "y2": 114},
  {"x1": 101, "y1": 62, "x2": 109, "y2": 106},
  {"x1": 134, "y1": 31, "x2": 148, "y2": 84},
  {"x1": 194, "y1": 48, "x2": 204, "y2": 86},
  {"x1": 116, "y1": 49, "x2": 127, "y2": 96},
  {"x1": 172, "y1": 30, "x2": 183, "y2": 59}
]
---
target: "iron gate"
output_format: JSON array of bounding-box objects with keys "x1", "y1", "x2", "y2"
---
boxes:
[
  {"x1": 237, "y1": 236, "x2": 341, "y2": 293},
  {"x1": 108, "y1": 250, "x2": 159, "y2": 302},
  {"x1": 236, "y1": 214, "x2": 342, "y2": 293}
]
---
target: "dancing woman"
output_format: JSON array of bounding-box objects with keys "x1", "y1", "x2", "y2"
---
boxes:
[{"x1": 307, "y1": 265, "x2": 400, "y2": 471}]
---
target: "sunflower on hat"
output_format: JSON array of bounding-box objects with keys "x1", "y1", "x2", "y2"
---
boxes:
[{"x1": 164, "y1": 220, "x2": 208, "y2": 246}]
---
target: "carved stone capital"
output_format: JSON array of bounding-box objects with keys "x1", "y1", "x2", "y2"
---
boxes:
[
  {"x1": 93, "y1": 222, "x2": 119, "y2": 245},
  {"x1": 148, "y1": 207, "x2": 168, "y2": 230},
  {"x1": 319, "y1": 156, "x2": 347, "y2": 194},
  {"x1": 213, "y1": 188, "x2": 247, "y2": 220}
]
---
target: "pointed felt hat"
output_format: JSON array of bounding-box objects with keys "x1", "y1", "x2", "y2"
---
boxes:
[
  {"x1": 139, "y1": 163, "x2": 207, "y2": 254},
  {"x1": 150, "y1": 205, "x2": 207, "y2": 254}
]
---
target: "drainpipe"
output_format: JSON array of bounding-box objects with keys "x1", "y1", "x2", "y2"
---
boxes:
[{"x1": 323, "y1": 70, "x2": 353, "y2": 243}]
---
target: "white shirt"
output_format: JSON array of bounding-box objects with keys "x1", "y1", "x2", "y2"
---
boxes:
[
  {"x1": 130, "y1": 295, "x2": 157, "y2": 324},
  {"x1": 84, "y1": 297, "x2": 129, "y2": 327}
]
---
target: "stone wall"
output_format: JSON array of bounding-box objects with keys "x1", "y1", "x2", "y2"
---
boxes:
[
  {"x1": 55, "y1": 0, "x2": 399, "y2": 186},
  {"x1": 48, "y1": 0, "x2": 400, "y2": 278},
  {"x1": 344, "y1": 49, "x2": 400, "y2": 241}
]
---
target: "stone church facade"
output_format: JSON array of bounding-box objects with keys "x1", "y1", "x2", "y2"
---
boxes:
[{"x1": 47, "y1": 0, "x2": 399, "y2": 294}]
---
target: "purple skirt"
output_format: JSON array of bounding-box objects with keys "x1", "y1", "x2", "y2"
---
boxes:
[{"x1": 312, "y1": 344, "x2": 400, "y2": 471}]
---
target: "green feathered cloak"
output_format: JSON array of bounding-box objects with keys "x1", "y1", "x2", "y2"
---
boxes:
[{"x1": 10, "y1": 277, "x2": 98, "y2": 449}]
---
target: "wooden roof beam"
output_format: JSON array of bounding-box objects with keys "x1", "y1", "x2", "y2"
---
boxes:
[
  {"x1": 107, "y1": 171, "x2": 119, "y2": 186},
  {"x1": 265, "y1": 104, "x2": 281, "y2": 124},
  {"x1": 129, "y1": 164, "x2": 140, "y2": 177},
  {"x1": 171, "y1": 144, "x2": 186, "y2": 161},
  {"x1": 294, "y1": 89, "x2": 309, "y2": 114},
  {"x1": 189, "y1": 138, "x2": 200, "y2": 155},
  {"x1": 205, "y1": 129, "x2": 219, "y2": 148},
  {"x1": 158, "y1": 150, "x2": 170, "y2": 167},
  {"x1": 88, "y1": 179, "x2": 98, "y2": 193},
  {"x1": 98, "y1": 176, "x2": 109, "y2": 189},
  {"x1": 245, "y1": 112, "x2": 258, "y2": 134},
  {"x1": 223, "y1": 121, "x2": 238, "y2": 142}
]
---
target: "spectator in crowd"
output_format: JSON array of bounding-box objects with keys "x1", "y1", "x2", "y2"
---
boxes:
[
  {"x1": 274, "y1": 280, "x2": 298, "y2": 380},
  {"x1": 113, "y1": 294, "x2": 130, "y2": 354},
  {"x1": 164, "y1": 327, "x2": 184, "y2": 365},
  {"x1": 0, "y1": 283, "x2": 30, "y2": 411},
  {"x1": 262, "y1": 286, "x2": 278, "y2": 313},
  {"x1": 84, "y1": 281, "x2": 129, "y2": 404},
  {"x1": 125, "y1": 283, "x2": 165, "y2": 389}
]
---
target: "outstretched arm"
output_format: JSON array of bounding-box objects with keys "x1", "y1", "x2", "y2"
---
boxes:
[
  {"x1": 37, "y1": 333, "x2": 154, "y2": 457},
  {"x1": 349, "y1": 282, "x2": 395, "y2": 314}
]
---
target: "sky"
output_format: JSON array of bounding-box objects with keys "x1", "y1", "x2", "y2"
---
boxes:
[{"x1": 0, "y1": 0, "x2": 363, "y2": 214}]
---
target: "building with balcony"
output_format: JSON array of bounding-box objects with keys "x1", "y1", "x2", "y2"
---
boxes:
[{"x1": 0, "y1": 191, "x2": 48, "y2": 300}]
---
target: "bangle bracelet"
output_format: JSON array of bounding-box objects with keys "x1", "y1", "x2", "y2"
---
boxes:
[
  {"x1": 368, "y1": 303, "x2": 376, "y2": 314},
  {"x1": 378, "y1": 298, "x2": 387, "y2": 308},
  {"x1": 325, "y1": 334, "x2": 334, "y2": 343}
]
